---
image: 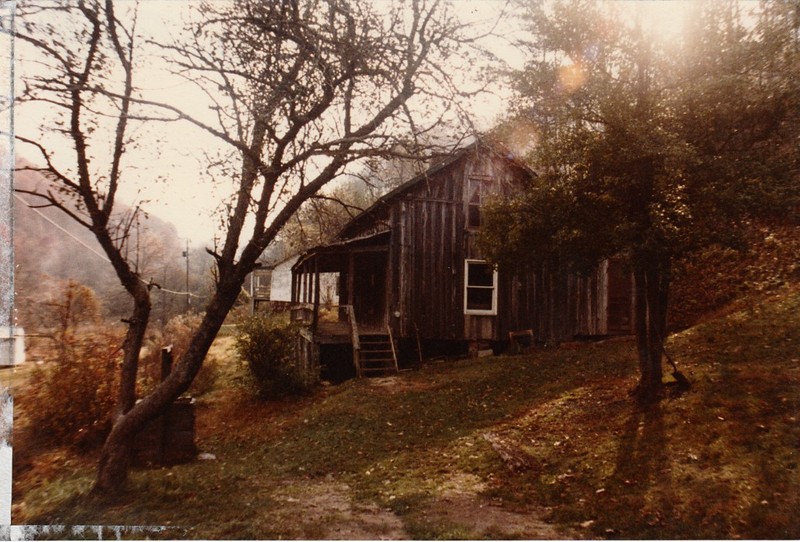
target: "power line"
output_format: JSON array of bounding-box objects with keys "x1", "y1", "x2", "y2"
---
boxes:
[
  {"x1": 14, "y1": 193, "x2": 201, "y2": 298},
  {"x1": 15, "y1": 193, "x2": 111, "y2": 263}
]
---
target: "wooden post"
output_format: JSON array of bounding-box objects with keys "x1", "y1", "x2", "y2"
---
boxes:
[
  {"x1": 312, "y1": 255, "x2": 320, "y2": 332},
  {"x1": 159, "y1": 345, "x2": 174, "y2": 463},
  {"x1": 347, "y1": 252, "x2": 355, "y2": 307},
  {"x1": 304, "y1": 265, "x2": 311, "y2": 303},
  {"x1": 291, "y1": 268, "x2": 298, "y2": 303},
  {"x1": 160, "y1": 346, "x2": 173, "y2": 382}
]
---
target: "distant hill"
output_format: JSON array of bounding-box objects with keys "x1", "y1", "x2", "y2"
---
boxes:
[
  {"x1": 15, "y1": 164, "x2": 121, "y2": 296},
  {"x1": 14, "y1": 160, "x2": 211, "y2": 326}
]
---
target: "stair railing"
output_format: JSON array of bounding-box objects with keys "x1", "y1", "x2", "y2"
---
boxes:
[{"x1": 387, "y1": 324, "x2": 400, "y2": 374}]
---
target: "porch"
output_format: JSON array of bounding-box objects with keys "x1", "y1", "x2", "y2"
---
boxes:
[
  {"x1": 291, "y1": 230, "x2": 391, "y2": 327},
  {"x1": 290, "y1": 303, "x2": 399, "y2": 378},
  {"x1": 291, "y1": 231, "x2": 398, "y2": 377}
]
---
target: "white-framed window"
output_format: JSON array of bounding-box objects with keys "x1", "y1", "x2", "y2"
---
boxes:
[{"x1": 464, "y1": 259, "x2": 498, "y2": 315}]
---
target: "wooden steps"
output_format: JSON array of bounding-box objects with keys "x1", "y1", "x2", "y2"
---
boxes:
[{"x1": 356, "y1": 332, "x2": 399, "y2": 377}]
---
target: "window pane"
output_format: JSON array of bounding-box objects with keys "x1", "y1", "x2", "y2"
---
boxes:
[
  {"x1": 468, "y1": 262, "x2": 493, "y2": 286},
  {"x1": 469, "y1": 186, "x2": 481, "y2": 204},
  {"x1": 468, "y1": 204, "x2": 481, "y2": 228},
  {"x1": 466, "y1": 287, "x2": 493, "y2": 310}
]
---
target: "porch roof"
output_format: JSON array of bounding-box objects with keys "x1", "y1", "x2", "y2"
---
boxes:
[{"x1": 292, "y1": 229, "x2": 390, "y2": 274}]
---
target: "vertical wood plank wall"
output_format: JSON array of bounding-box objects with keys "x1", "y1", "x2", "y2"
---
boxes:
[{"x1": 305, "y1": 144, "x2": 633, "y2": 345}]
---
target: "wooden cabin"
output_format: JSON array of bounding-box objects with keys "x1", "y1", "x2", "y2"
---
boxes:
[{"x1": 292, "y1": 141, "x2": 634, "y2": 378}]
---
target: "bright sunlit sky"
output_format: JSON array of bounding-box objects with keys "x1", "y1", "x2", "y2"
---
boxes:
[{"x1": 14, "y1": 0, "x2": 698, "y2": 246}]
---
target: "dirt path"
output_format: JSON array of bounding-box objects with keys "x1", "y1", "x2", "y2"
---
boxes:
[
  {"x1": 270, "y1": 480, "x2": 408, "y2": 539},
  {"x1": 265, "y1": 473, "x2": 577, "y2": 540},
  {"x1": 426, "y1": 472, "x2": 574, "y2": 539}
]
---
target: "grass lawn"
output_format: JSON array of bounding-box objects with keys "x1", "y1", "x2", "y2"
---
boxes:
[{"x1": 11, "y1": 286, "x2": 800, "y2": 539}]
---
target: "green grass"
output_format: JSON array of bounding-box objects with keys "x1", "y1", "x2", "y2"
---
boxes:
[{"x1": 13, "y1": 287, "x2": 800, "y2": 539}]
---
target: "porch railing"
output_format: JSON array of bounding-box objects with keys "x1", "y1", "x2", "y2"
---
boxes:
[{"x1": 291, "y1": 302, "x2": 362, "y2": 375}]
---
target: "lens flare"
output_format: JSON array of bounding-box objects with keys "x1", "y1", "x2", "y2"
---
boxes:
[{"x1": 559, "y1": 62, "x2": 586, "y2": 93}]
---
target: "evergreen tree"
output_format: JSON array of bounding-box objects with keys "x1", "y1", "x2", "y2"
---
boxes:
[{"x1": 481, "y1": 0, "x2": 799, "y2": 402}]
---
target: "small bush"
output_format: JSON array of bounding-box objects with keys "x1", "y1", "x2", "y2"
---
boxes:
[
  {"x1": 22, "y1": 330, "x2": 122, "y2": 449},
  {"x1": 234, "y1": 315, "x2": 318, "y2": 399}
]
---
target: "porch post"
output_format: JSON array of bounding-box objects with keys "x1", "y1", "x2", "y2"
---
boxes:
[
  {"x1": 304, "y1": 264, "x2": 311, "y2": 303},
  {"x1": 312, "y1": 255, "x2": 321, "y2": 332},
  {"x1": 347, "y1": 252, "x2": 355, "y2": 307},
  {"x1": 291, "y1": 267, "x2": 297, "y2": 303}
]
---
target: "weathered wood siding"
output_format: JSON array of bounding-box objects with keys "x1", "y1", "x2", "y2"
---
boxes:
[
  {"x1": 337, "y1": 144, "x2": 633, "y2": 343},
  {"x1": 386, "y1": 149, "x2": 534, "y2": 341},
  {"x1": 498, "y1": 259, "x2": 632, "y2": 343}
]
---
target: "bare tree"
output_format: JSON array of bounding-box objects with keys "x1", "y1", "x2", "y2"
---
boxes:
[
  {"x1": 9, "y1": 0, "x2": 152, "y2": 429},
  {"x1": 9, "y1": 0, "x2": 477, "y2": 493}
]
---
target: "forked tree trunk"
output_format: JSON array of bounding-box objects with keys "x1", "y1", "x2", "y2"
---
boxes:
[{"x1": 93, "y1": 275, "x2": 242, "y2": 494}]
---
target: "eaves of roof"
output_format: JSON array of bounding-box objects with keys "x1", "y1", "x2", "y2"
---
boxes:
[{"x1": 292, "y1": 229, "x2": 391, "y2": 271}]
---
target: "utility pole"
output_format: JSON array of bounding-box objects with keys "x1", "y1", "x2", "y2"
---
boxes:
[
  {"x1": 161, "y1": 266, "x2": 167, "y2": 328},
  {"x1": 182, "y1": 239, "x2": 190, "y2": 313}
]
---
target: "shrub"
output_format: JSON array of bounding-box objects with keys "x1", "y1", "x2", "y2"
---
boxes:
[
  {"x1": 21, "y1": 330, "x2": 122, "y2": 449},
  {"x1": 234, "y1": 315, "x2": 318, "y2": 399}
]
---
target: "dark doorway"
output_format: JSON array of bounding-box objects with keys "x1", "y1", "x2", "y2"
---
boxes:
[
  {"x1": 352, "y1": 251, "x2": 387, "y2": 328},
  {"x1": 607, "y1": 259, "x2": 633, "y2": 334}
]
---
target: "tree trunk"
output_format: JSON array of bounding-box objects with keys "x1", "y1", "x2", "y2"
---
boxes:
[
  {"x1": 93, "y1": 274, "x2": 243, "y2": 494},
  {"x1": 117, "y1": 282, "x2": 152, "y2": 417},
  {"x1": 97, "y1": 286, "x2": 151, "y2": 486},
  {"x1": 632, "y1": 256, "x2": 672, "y2": 403}
]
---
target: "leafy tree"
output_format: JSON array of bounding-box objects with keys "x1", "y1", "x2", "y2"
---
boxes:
[
  {"x1": 481, "y1": 0, "x2": 799, "y2": 402},
  {"x1": 9, "y1": 0, "x2": 476, "y2": 492}
]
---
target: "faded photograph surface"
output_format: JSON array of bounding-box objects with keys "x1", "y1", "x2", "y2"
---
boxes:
[{"x1": 3, "y1": 0, "x2": 799, "y2": 539}]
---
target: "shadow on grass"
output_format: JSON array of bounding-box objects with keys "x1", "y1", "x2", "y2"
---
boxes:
[
  {"x1": 599, "y1": 403, "x2": 676, "y2": 538},
  {"x1": 702, "y1": 355, "x2": 800, "y2": 538}
]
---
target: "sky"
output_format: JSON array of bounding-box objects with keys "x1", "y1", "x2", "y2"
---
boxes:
[{"x1": 12, "y1": 0, "x2": 697, "y2": 247}]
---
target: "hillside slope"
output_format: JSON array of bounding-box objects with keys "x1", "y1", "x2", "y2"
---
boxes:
[{"x1": 15, "y1": 286, "x2": 800, "y2": 539}]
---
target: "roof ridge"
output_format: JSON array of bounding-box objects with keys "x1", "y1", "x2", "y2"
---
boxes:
[{"x1": 335, "y1": 138, "x2": 528, "y2": 240}]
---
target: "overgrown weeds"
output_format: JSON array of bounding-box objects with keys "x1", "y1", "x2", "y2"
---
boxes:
[{"x1": 19, "y1": 330, "x2": 122, "y2": 450}]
